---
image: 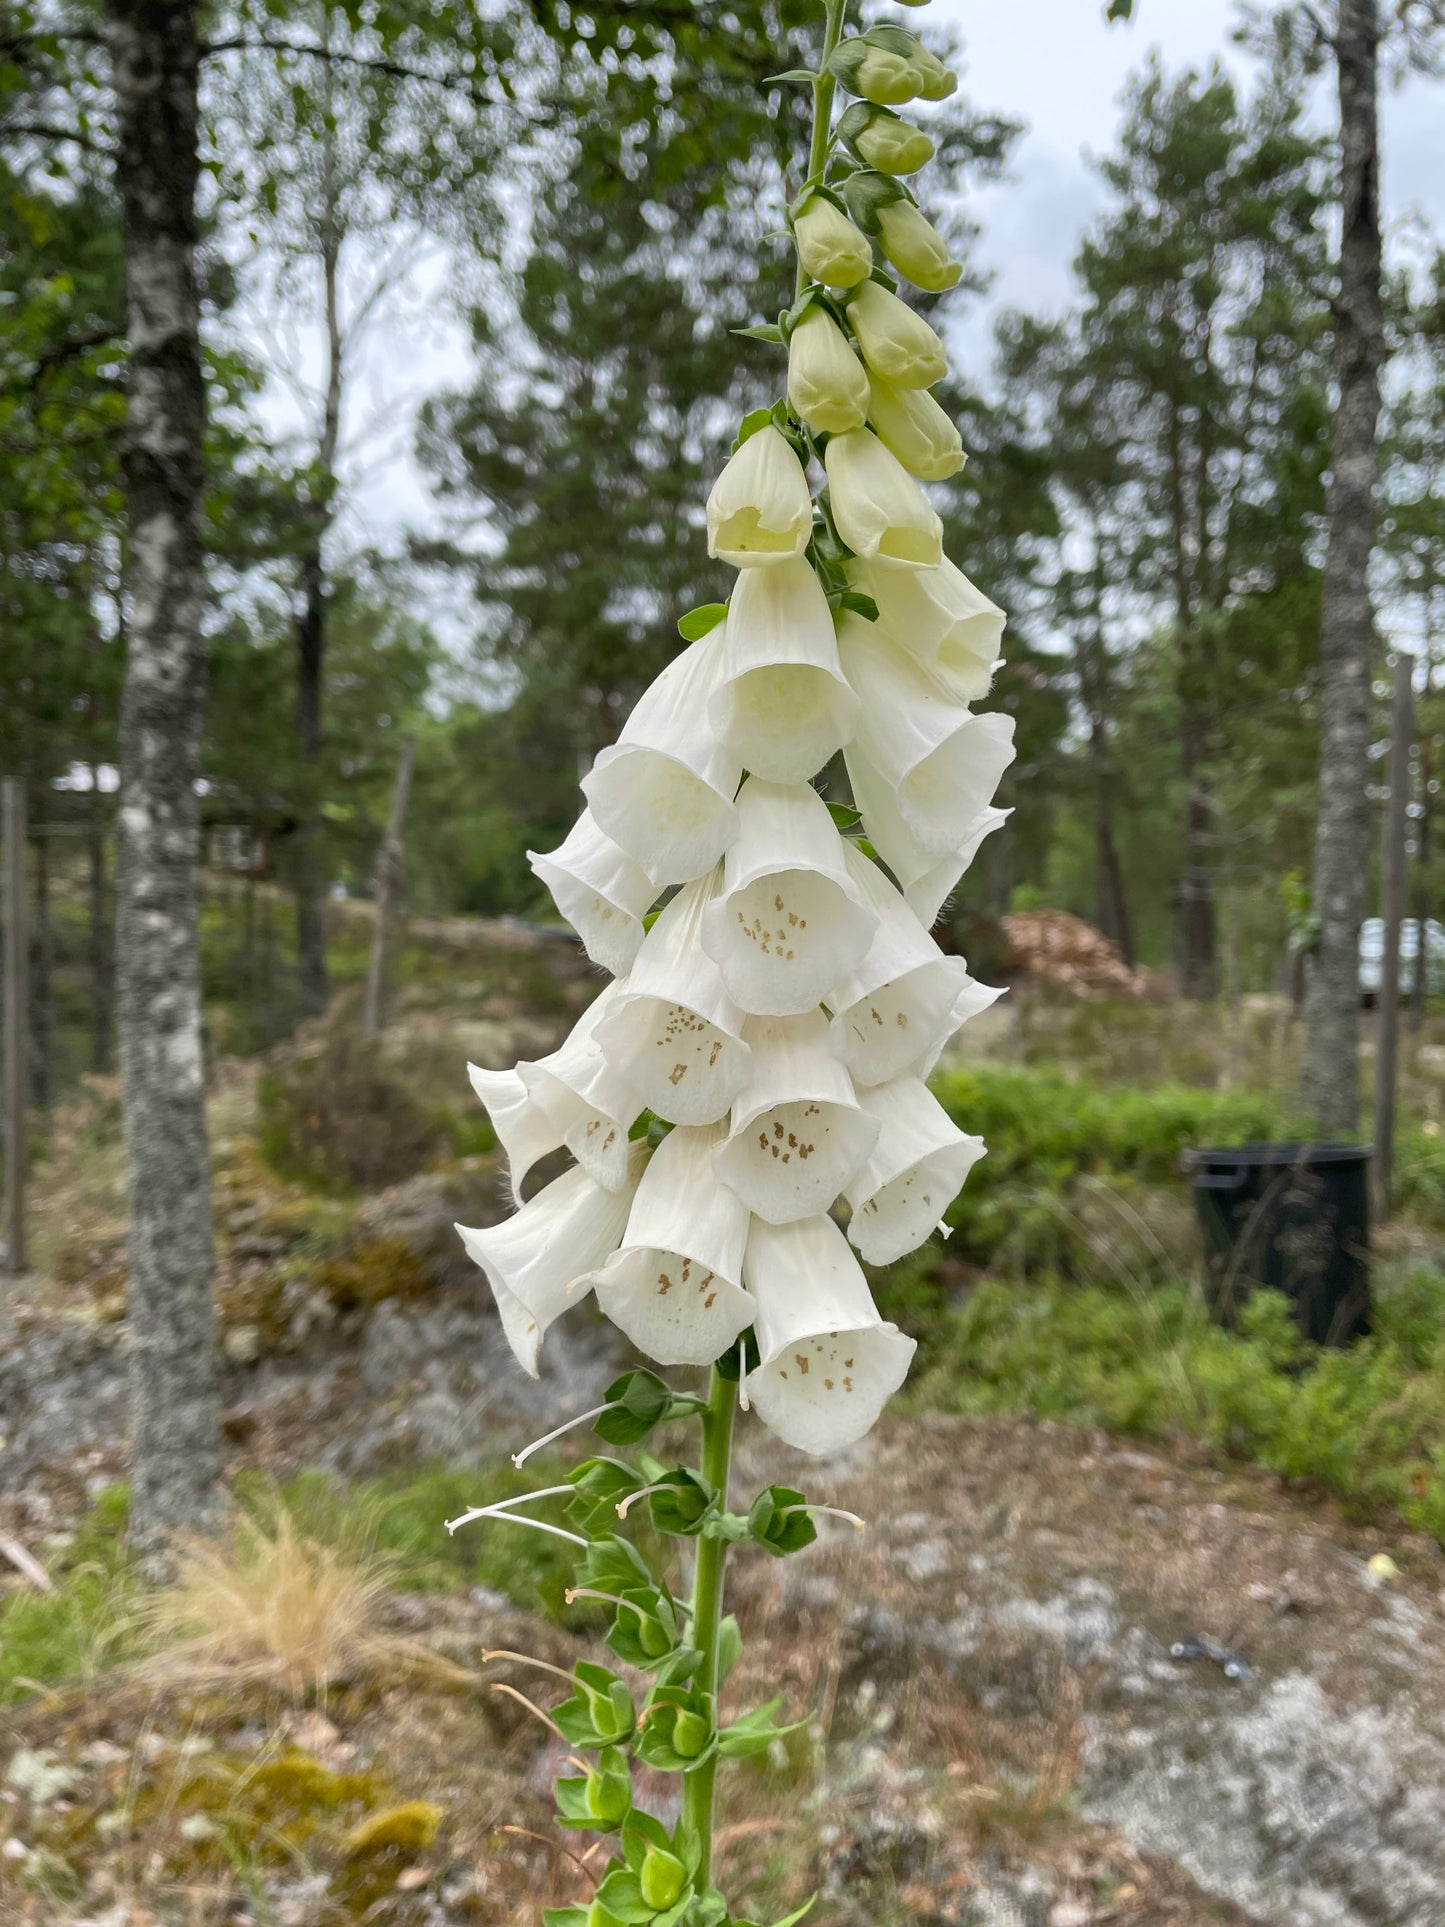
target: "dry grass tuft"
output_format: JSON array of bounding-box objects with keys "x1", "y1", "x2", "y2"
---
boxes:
[{"x1": 138, "y1": 1506, "x2": 456, "y2": 1697}]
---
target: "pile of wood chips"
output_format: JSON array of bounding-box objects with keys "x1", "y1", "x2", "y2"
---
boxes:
[{"x1": 998, "y1": 908, "x2": 1154, "y2": 999}]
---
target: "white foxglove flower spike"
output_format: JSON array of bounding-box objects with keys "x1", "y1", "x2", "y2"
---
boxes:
[
  {"x1": 581, "y1": 1121, "x2": 754, "y2": 1367},
  {"x1": 582, "y1": 630, "x2": 740, "y2": 885},
  {"x1": 467, "y1": 1062, "x2": 565, "y2": 1206},
  {"x1": 595, "y1": 871, "x2": 754, "y2": 1125},
  {"x1": 787, "y1": 304, "x2": 870, "y2": 435},
  {"x1": 710, "y1": 558, "x2": 858, "y2": 784},
  {"x1": 706, "y1": 424, "x2": 813, "y2": 568},
  {"x1": 528, "y1": 810, "x2": 657, "y2": 977},
  {"x1": 837, "y1": 616, "x2": 1016, "y2": 855},
  {"x1": 845, "y1": 739, "x2": 1010, "y2": 929},
  {"x1": 456, "y1": 1144, "x2": 647, "y2": 1377},
  {"x1": 845, "y1": 1075, "x2": 986, "y2": 1266},
  {"x1": 844, "y1": 279, "x2": 947, "y2": 388},
  {"x1": 849, "y1": 555, "x2": 1005, "y2": 703},
  {"x1": 742, "y1": 1214, "x2": 916, "y2": 1455},
  {"x1": 715, "y1": 1009, "x2": 879, "y2": 1224},
  {"x1": 519, "y1": 984, "x2": 642, "y2": 1193},
  {"x1": 866, "y1": 375, "x2": 965, "y2": 482},
  {"x1": 701, "y1": 778, "x2": 876, "y2": 1016},
  {"x1": 826, "y1": 841, "x2": 1002, "y2": 1084},
  {"x1": 825, "y1": 429, "x2": 943, "y2": 569}
]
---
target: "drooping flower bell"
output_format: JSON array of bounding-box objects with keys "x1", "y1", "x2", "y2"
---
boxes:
[
  {"x1": 706, "y1": 424, "x2": 813, "y2": 567},
  {"x1": 845, "y1": 279, "x2": 948, "y2": 387},
  {"x1": 792, "y1": 193, "x2": 873, "y2": 288},
  {"x1": 710, "y1": 557, "x2": 857, "y2": 784},
  {"x1": 876, "y1": 198, "x2": 962, "y2": 292},
  {"x1": 824, "y1": 428, "x2": 944, "y2": 568},
  {"x1": 867, "y1": 374, "x2": 965, "y2": 481},
  {"x1": 528, "y1": 809, "x2": 657, "y2": 978},
  {"x1": 786, "y1": 302, "x2": 870, "y2": 435}
]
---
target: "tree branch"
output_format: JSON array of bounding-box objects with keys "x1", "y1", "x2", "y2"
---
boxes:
[
  {"x1": 197, "y1": 32, "x2": 553, "y2": 116},
  {"x1": 0, "y1": 116, "x2": 113, "y2": 155}
]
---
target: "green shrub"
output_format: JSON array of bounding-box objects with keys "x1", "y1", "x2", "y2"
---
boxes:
[
  {"x1": 257, "y1": 1025, "x2": 445, "y2": 1193},
  {"x1": 0, "y1": 1485, "x2": 135, "y2": 1704}
]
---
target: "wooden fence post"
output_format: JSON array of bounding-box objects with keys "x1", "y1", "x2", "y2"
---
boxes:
[
  {"x1": 362, "y1": 737, "x2": 416, "y2": 1039},
  {"x1": 2, "y1": 777, "x2": 28, "y2": 1275},
  {"x1": 1374, "y1": 652, "x2": 1414, "y2": 1219}
]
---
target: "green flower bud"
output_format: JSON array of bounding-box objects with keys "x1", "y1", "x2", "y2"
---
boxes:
[
  {"x1": 911, "y1": 44, "x2": 958, "y2": 100},
  {"x1": 876, "y1": 201, "x2": 962, "y2": 292},
  {"x1": 793, "y1": 194, "x2": 872, "y2": 288},
  {"x1": 787, "y1": 304, "x2": 870, "y2": 434},
  {"x1": 829, "y1": 35, "x2": 924, "y2": 107},
  {"x1": 672, "y1": 1708, "x2": 712, "y2": 1759},
  {"x1": 586, "y1": 1751, "x2": 633, "y2": 1828},
  {"x1": 867, "y1": 374, "x2": 964, "y2": 481},
  {"x1": 846, "y1": 279, "x2": 948, "y2": 388},
  {"x1": 853, "y1": 112, "x2": 935, "y2": 178},
  {"x1": 640, "y1": 1848, "x2": 689, "y2": 1912}
]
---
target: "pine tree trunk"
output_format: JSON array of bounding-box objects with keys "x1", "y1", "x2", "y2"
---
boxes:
[
  {"x1": 1299, "y1": 0, "x2": 1385, "y2": 1138},
  {"x1": 1090, "y1": 714, "x2": 1133, "y2": 968},
  {"x1": 89, "y1": 780, "x2": 111, "y2": 1076},
  {"x1": 108, "y1": 0, "x2": 222, "y2": 1545},
  {"x1": 1179, "y1": 700, "x2": 1217, "y2": 998},
  {"x1": 32, "y1": 798, "x2": 51, "y2": 1109}
]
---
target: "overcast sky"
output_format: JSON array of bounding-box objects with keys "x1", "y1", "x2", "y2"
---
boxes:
[{"x1": 261, "y1": 0, "x2": 1445, "y2": 581}]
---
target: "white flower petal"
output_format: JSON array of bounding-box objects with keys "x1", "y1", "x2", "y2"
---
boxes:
[
  {"x1": 596, "y1": 872, "x2": 754, "y2": 1125},
  {"x1": 706, "y1": 425, "x2": 813, "y2": 568},
  {"x1": 826, "y1": 843, "x2": 1003, "y2": 1083},
  {"x1": 584, "y1": 1121, "x2": 754, "y2": 1367},
  {"x1": 700, "y1": 778, "x2": 876, "y2": 1016},
  {"x1": 519, "y1": 984, "x2": 642, "y2": 1192},
  {"x1": 742, "y1": 1215, "x2": 916, "y2": 1454},
  {"x1": 848, "y1": 555, "x2": 1004, "y2": 703},
  {"x1": 528, "y1": 810, "x2": 657, "y2": 976},
  {"x1": 582, "y1": 632, "x2": 741, "y2": 885},
  {"x1": 866, "y1": 374, "x2": 964, "y2": 481},
  {"x1": 824, "y1": 429, "x2": 942, "y2": 570},
  {"x1": 845, "y1": 742, "x2": 1010, "y2": 927},
  {"x1": 709, "y1": 559, "x2": 858, "y2": 783},
  {"x1": 455, "y1": 1145, "x2": 648, "y2": 1377},
  {"x1": 837, "y1": 616, "x2": 1016, "y2": 855},
  {"x1": 787, "y1": 305, "x2": 870, "y2": 434},
  {"x1": 845, "y1": 1076, "x2": 986, "y2": 1265},
  {"x1": 466, "y1": 1063, "x2": 565, "y2": 1206},
  {"x1": 715, "y1": 1010, "x2": 879, "y2": 1223}
]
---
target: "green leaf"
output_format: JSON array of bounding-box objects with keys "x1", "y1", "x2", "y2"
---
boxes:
[
  {"x1": 677, "y1": 601, "x2": 728, "y2": 642},
  {"x1": 594, "y1": 1866, "x2": 654, "y2": 1926},
  {"x1": 716, "y1": 1614, "x2": 742, "y2": 1687},
  {"x1": 733, "y1": 323, "x2": 786, "y2": 344},
  {"x1": 649, "y1": 1469, "x2": 716, "y2": 1538},
  {"x1": 837, "y1": 590, "x2": 879, "y2": 622},
  {"x1": 566, "y1": 1457, "x2": 645, "y2": 1535},
  {"x1": 826, "y1": 802, "x2": 863, "y2": 831},
  {"x1": 579, "y1": 1534, "x2": 654, "y2": 1597},
  {"x1": 734, "y1": 405, "x2": 774, "y2": 449},
  {"x1": 716, "y1": 1695, "x2": 806, "y2": 1760},
  {"x1": 542, "y1": 1910, "x2": 590, "y2": 1927},
  {"x1": 634, "y1": 1685, "x2": 717, "y2": 1773},
  {"x1": 765, "y1": 67, "x2": 819, "y2": 83},
  {"x1": 595, "y1": 1369, "x2": 705, "y2": 1446},
  {"x1": 714, "y1": 1328, "x2": 759, "y2": 1381}
]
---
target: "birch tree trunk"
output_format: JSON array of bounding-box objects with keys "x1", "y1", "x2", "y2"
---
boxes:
[
  {"x1": 1298, "y1": 0, "x2": 1385, "y2": 1138},
  {"x1": 108, "y1": 0, "x2": 222, "y2": 1544}
]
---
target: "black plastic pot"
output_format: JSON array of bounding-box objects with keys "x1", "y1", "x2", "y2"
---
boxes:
[{"x1": 1181, "y1": 1142, "x2": 1371, "y2": 1346}]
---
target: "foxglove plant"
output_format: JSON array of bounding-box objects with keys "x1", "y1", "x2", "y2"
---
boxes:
[{"x1": 451, "y1": 6, "x2": 1011, "y2": 1920}]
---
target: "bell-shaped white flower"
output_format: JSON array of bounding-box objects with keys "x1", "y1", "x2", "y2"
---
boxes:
[
  {"x1": 715, "y1": 1010, "x2": 879, "y2": 1223},
  {"x1": 467, "y1": 1061, "x2": 566, "y2": 1206},
  {"x1": 742, "y1": 1215, "x2": 916, "y2": 1455},
  {"x1": 876, "y1": 200, "x2": 961, "y2": 292},
  {"x1": 709, "y1": 559, "x2": 857, "y2": 785},
  {"x1": 596, "y1": 872, "x2": 754, "y2": 1126},
  {"x1": 825, "y1": 429, "x2": 942, "y2": 569},
  {"x1": 826, "y1": 842, "x2": 1002, "y2": 1083},
  {"x1": 518, "y1": 984, "x2": 642, "y2": 1194},
  {"x1": 849, "y1": 555, "x2": 1004, "y2": 703},
  {"x1": 837, "y1": 617, "x2": 1015, "y2": 854},
  {"x1": 528, "y1": 809, "x2": 657, "y2": 977},
  {"x1": 845, "y1": 1076, "x2": 986, "y2": 1265},
  {"x1": 700, "y1": 778, "x2": 876, "y2": 1016},
  {"x1": 787, "y1": 304, "x2": 870, "y2": 435},
  {"x1": 582, "y1": 631, "x2": 740, "y2": 886},
  {"x1": 706, "y1": 425, "x2": 813, "y2": 568},
  {"x1": 582, "y1": 1121, "x2": 754, "y2": 1368},
  {"x1": 792, "y1": 194, "x2": 873, "y2": 289},
  {"x1": 845, "y1": 738, "x2": 1010, "y2": 927},
  {"x1": 844, "y1": 280, "x2": 947, "y2": 389},
  {"x1": 456, "y1": 1144, "x2": 648, "y2": 1377},
  {"x1": 867, "y1": 375, "x2": 964, "y2": 481}
]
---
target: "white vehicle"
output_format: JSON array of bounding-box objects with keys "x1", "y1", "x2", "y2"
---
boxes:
[{"x1": 1358, "y1": 917, "x2": 1445, "y2": 999}]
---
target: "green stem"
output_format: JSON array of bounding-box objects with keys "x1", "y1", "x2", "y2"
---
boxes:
[
  {"x1": 795, "y1": 0, "x2": 849, "y2": 299},
  {"x1": 681, "y1": 1362, "x2": 736, "y2": 1889}
]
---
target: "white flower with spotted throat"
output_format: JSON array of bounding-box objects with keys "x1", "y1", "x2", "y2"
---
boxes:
[
  {"x1": 596, "y1": 872, "x2": 754, "y2": 1126},
  {"x1": 845, "y1": 740, "x2": 1010, "y2": 928},
  {"x1": 845, "y1": 1076, "x2": 986, "y2": 1265},
  {"x1": 528, "y1": 808, "x2": 656, "y2": 977},
  {"x1": 581, "y1": 630, "x2": 739, "y2": 885},
  {"x1": 582, "y1": 1120, "x2": 754, "y2": 1367},
  {"x1": 741, "y1": 1214, "x2": 916, "y2": 1455},
  {"x1": 706, "y1": 424, "x2": 813, "y2": 567},
  {"x1": 710, "y1": 558, "x2": 858, "y2": 783},
  {"x1": 715, "y1": 1010, "x2": 879, "y2": 1223},
  {"x1": 700, "y1": 777, "x2": 876, "y2": 1016}
]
